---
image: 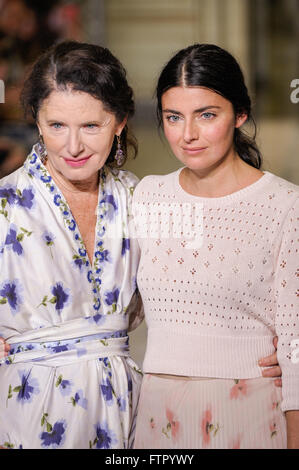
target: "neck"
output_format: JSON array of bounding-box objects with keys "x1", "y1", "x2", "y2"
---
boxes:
[
  {"x1": 45, "y1": 160, "x2": 99, "y2": 195},
  {"x1": 181, "y1": 153, "x2": 262, "y2": 198}
]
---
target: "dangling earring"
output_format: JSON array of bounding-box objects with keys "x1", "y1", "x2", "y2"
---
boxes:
[
  {"x1": 115, "y1": 135, "x2": 125, "y2": 166},
  {"x1": 37, "y1": 134, "x2": 48, "y2": 164}
]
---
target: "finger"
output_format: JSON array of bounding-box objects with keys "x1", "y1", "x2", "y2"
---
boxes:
[
  {"x1": 258, "y1": 353, "x2": 278, "y2": 367},
  {"x1": 0, "y1": 337, "x2": 10, "y2": 350},
  {"x1": 261, "y1": 366, "x2": 282, "y2": 378},
  {"x1": 0, "y1": 338, "x2": 9, "y2": 357},
  {"x1": 274, "y1": 378, "x2": 282, "y2": 388},
  {"x1": 273, "y1": 336, "x2": 278, "y2": 349}
]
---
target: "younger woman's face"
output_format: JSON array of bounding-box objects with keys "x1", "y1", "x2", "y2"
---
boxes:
[{"x1": 161, "y1": 86, "x2": 247, "y2": 173}]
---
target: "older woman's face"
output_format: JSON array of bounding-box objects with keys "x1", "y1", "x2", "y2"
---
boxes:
[{"x1": 37, "y1": 88, "x2": 126, "y2": 185}]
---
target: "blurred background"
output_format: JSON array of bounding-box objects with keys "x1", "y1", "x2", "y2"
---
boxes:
[{"x1": 0, "y1": 0, "x2": 298, "y2": 366}]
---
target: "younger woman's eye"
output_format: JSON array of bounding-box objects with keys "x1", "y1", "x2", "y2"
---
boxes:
[
  {"x1": 201, "y1": 112, "x2": 216, "y2": 119},
  {"x1": 166, "y1": 115, "x2": 181, "y2": 123}
]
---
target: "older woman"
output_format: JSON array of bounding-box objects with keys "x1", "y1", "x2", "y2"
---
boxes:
[{"x1": 0, "y1": 41, "x2": 143, "y2": 449}]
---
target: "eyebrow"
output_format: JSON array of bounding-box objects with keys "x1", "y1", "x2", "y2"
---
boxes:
[{"x1": 162, "y1": 105, "x2": 221, "y2": 115}]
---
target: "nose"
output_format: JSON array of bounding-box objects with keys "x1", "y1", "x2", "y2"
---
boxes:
[
  {"x1": 67, "y1": 129, "x2": 84, "y2": 157},
  {"x1": 183, "y1": 118, "x2": 198, "y2": 143}
]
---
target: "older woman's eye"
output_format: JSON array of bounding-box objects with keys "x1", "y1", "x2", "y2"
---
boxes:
[
  {"x1": 84, "y1": 123, "x2": 100, "y2": 131},
  {"x1": 51, "y1": 123, "x2": 63, "y2": 129}
]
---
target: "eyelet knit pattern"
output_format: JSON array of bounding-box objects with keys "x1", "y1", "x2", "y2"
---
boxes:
[{"x1": 133, "y1": 169, "x2": 299, "y2": 412}]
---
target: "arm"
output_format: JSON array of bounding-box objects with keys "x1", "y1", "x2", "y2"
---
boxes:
[
  {"x1": 274, "y1": 198, "x2": 299, "y2": 447},
  {"x1": 127, "y1": 289, "x2": 144, "y2": 332},
  {"x1": 285, "y1": 411, "x2": 299, "y2": 449}
]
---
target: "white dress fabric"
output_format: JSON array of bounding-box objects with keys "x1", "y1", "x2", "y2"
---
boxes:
[{"x1": 0, "y1": 146, "x2": 143, "y2": 449}]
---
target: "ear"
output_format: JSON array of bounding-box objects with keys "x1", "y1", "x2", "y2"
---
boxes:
[
  {"x1": 235, "y1": 112, "x2": 248, "y2": 129},
  {"x1": 116, "y1": 115, "x2": 128, "y2": 137}
]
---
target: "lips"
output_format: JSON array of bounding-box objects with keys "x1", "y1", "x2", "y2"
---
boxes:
[
  {"x1": 182, "y1": 147, "x2": 207, "y2": 154},
  {"x1": 64, "y1": 156, "x2": 92, "y2": 167}
]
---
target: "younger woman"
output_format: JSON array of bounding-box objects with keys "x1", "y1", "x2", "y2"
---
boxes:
[{"x1": 133, "y1": 44, "x2": 299, "y2": 449}]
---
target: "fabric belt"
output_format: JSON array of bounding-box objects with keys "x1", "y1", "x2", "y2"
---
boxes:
[{"x1": 0, "y1": 315, "x2": 129, "y2": 367}]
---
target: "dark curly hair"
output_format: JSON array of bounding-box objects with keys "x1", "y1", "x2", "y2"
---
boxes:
[{"x1": 21, "y1": 40, "x2": 137, "y2": 166}]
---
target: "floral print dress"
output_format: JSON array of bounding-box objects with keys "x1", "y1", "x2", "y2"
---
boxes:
[{"x1": 0, "y1": 146, "x2": 143, "y2": 449}]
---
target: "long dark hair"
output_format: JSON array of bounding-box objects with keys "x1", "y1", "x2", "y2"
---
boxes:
[
  {"x1": 21, "y1": 40, "x2": 137, "y2": 166},
  {"x1": 156, "y1": 44, "x2": 261, "y2": 169}
]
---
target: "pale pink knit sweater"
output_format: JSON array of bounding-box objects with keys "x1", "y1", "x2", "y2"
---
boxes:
[{"x1": 133, "y1": 169, "x2": 299, "y2": 412}]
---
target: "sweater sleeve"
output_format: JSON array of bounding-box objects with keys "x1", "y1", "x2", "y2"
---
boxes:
[{"x1": 275, "y1": 197, "x2": 299, "y2": 412}]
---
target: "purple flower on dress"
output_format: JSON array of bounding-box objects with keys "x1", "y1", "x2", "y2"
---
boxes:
[
  {"x1": 100, "y1": 378, "x2": 114, "y2": 405},
  {"x1": 5, "y1": 225, "x2": 23, "y2": 255},
  {"x1": 68, "y1": 220, "x2": 76, "y2": 231},
  {"x1": 0, "y1": 186, "x2": 17, "y2": 205},
  {"x1": 41, "y1": 175, "x2": 52, "y2": 183},
  {"x1": 117, "y1": 396, "x2": 127, "y2": 412},
  {"x1": 121, "y1": 238, "x2": 130, "y2": 256},
  {"x1": 28, "y1": 168, "x2": 38, "y2": 179},
  {"x1": 59, "y1": 379, "x2": 72, "y2": 396},
  {"x1": 73, "y1": 389, "x2": 88, "y2": 409},
  {"x1": 51, "y1": 282, "x2": 71, "y2": 314},
  {"x1": 95, "y1": 249, "x2": 111, "y2": 263},
  {"x1": 93, "y1": 300, "x2": 101, "y2": 312},
  {"x1": 105, "y1": 288, "x2": 119, "y2": 306},
  {"x1": 100, "y1": 194, "x2": 118, "y2": 221},
  {"x1": 94, "y1": 422, "x2": 117, "y2": 449},
  {"x1": 54, "y1": 194, "x2": 61, "y2": 206},
  {"x1": 16, "y1": 188, "x2": 34, "y2": 209},
  {"x1": 50, "y1": 344, "x2": 69, "y2": 353},
  {"x1": 90, "y1": 313, "x2": 105, "y2": 325},
  {"x1": 74, "y1": 257, "x2": 84, "y2": 270},
  {"x1": 0, "y1": 279, "x2": 23, "y2": 313},
  {"x1": 29, "y1": 153, "x2": 37, "y2": 164},
  {"x1": 17, "y1": 369, "x2": 40, "y2": 403},
  {"x1": 42, "y1": 231, "x2": 55, "y2": 246},
  {"x1": 40, "y1": 420, "x2": 67, "y2": 449}
]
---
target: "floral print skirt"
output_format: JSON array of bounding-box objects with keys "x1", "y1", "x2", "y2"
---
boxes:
[
  {"x1": 0, "y1": 355, "x2": 141, "y2": 449},
  {"x1": 134, "y1": 374, "x2": 287, "y2": 449}
]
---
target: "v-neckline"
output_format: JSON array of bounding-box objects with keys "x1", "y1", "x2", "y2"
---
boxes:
[{"x1": 24, "y1": 147, "x2": 110, "y2": 314}]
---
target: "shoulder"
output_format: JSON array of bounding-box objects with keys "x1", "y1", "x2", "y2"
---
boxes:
[
  {"x1": 106, "y1": 167, "x2": 140, "y2": 192},
  {"x1": 0, "y1": 167, "x2": 25, "y2": 222},
  {"x1": 262, "y1": 171, "x2": 299, "y2": 210},
  {"x1": 133, "y1": 170, "x2": 179, "y2": 201},
  {"x1": 265, "y1": 171, "x2": 299, "y2": 196},
  {"x1": 263, "y1": 173, "x2": 299, "y2": 236}
]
